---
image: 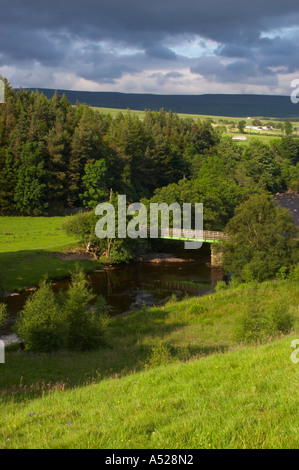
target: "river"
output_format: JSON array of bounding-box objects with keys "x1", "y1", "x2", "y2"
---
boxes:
[{"x1": 2, "y1": 243, "x2": 224, "y2": 335}]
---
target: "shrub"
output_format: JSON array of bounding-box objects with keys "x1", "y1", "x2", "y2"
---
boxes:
[
  {"x1": 234, "y1": 289, "x2": 293, "y2": 344},
  {"x1": 14, "y1": 280, "x2": 66, "y2": 352},
  {"x1": 14, "y1": 268, "x2": 109, "y2": 353},
  {"x1": 63, "y1": 266, "x2": 109, "y2": 351},
  {"x1": 289, "y1": 263, "x2": 299, "y2": 282},
  {"x1": 266, "y1": 299, "x2": 293, "y2": 336},
  {"x1": 215, "y1": 280, "x2": 227, "y2": 292},
  {"x1": 144, "y1": 341, "x2": 173, "y2": 369},
  {"x1": 188, "y1": 302, "x2": 207, "y2": 315},
  {"x1": 0, "y1": 303, "x2": 7, "y2": 328}
]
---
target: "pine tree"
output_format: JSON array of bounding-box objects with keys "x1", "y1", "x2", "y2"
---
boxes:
[{"x1": 14, "y1": 142, "x2": 48, "y2": 215}]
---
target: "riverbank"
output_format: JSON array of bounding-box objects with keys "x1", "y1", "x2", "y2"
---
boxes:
[{"x1": 138, "y1": 252, "x2": 196, "y2": 263}]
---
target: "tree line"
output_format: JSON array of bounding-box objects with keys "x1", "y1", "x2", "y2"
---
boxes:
[
  {"x1": 0, "y1": 79, "x2": 218, "y2": 215},
  {"x1": 1, "y1": 78, "x2": 298, "y2": 220}
]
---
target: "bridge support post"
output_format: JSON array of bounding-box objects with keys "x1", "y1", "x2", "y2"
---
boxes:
[{"x1": 210, "y1": 244, "x2": 223, "y2": 267}]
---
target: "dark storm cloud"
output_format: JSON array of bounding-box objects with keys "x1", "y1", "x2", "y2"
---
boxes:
[
  {"x1": 1, "y1": 0, "x2": 299, "y2": 89},
  {"x1": 145, "y1": 46, "x2": 177, "y2": 61}
]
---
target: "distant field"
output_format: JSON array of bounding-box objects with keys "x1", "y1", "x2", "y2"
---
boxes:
[
  {"x1": 92, "y1": 107, "x2": 248, "y2": 121},
  {"x1": 93, "y1": 106, "x2": 299, "y2": 144},
  {"x1": 227, "y1": 133, "x2": 282, "y2": 145},
  {"x1": 0, "y1": 217, "x2": 102, "y2": 292},
  {"x1": 93, "y1": 106, "x2": 299, "y2": 124}
]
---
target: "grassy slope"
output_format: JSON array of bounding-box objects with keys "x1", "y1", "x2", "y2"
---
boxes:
[
  {"x1": 1, "y1": 338, "x2": 298, "y2": 449},
  {"x1": 0, "y1": 280, "x2": 298, "y2": 448},
  {"x1": 0, "y1": 216, "x2": 102, "y2": 292}
]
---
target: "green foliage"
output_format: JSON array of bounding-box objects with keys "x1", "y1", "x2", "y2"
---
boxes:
[
  {"x1": 14, "y1": 279, "x2": 67, "y2": 353},
  {"x1": 234, "y1": 288, "x2": 293, "y2": 344},
  {"x1": 14, "y1": 142, "x2": 48, "y2": 215},
  {"x1": 276, "y1": 266, "x2": 288, "y2": 280},
  {"x1": 237, "y1": 120, "x2": 246, "y2": 133},
  {"x1": 14, "y1": 268, "x2": 109, "y2": 353},
  {"x1": 188, "y1": 302, "x2": 208, "y2": 315},
  {"x1": 222, "y1": 194, "x2": 299, "y2": 282},
  {"x1": 242, "y1": 140, "x2": 284, "y2": 192},
  {"x1": 63, "y1": 266, "x2": 109, "y2": 351},
  {"x1": 215, "y1": 280, "x2": 227, "y2": 292},
  {"x1": 62, "y1": 211, "x2": 98, "y2": 251},
  {"x1": 143, "y1": 341, "x2": 173, "y2": 369},
  {"x1": 80, "y1": 159, "x2": 108, "y2": 208},
  {"x1": 0, "y1": 80, "x2": 298, "y2": 222},
  {"x1": 284, "y1": 121, "x2": 293, "y2": 136},
  {"x1": 0, "y1": 303, "x2": 7, "y2": 328},
  {"x1": 289, "y1": 262, "x2": 299, "y2": 282}
]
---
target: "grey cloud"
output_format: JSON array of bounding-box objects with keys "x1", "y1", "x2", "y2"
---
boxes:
[
  {"x1": 1, "y1": 0, "x2": 299, "y2": 91},
  {"x1": 145, "y1": 46, "x2": 177, "y2": 61},
  {"x1": 150, "y1": 71, "x2": 184, "y2": 86},
  {"x1": 190, "y1": 56, "x2": 278, "y2": 86}
]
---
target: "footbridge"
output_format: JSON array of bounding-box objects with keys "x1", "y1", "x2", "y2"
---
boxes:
[
  {"x1": 155, "y1": 228, "x2": 229, "y2": 243},
  {"x1": 153, "y1": 228, "x2": 228, "y2": 266}
]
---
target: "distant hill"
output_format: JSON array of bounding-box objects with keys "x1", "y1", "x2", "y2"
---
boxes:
[{"x1": 20, "y1": 88, "x2": 299, "y2": 118}]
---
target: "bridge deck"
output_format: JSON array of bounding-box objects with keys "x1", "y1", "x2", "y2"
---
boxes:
[{"x1": 155, "y1": 228, "x2": 229, "y2": 243}]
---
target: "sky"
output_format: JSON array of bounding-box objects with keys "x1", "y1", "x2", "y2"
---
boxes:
[{"x1": 1, "y1": 0, "x2": 299, "y2": 95}]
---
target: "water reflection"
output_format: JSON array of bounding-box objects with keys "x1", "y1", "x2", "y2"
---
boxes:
[{"x1": 3, "y1": 244, "x2": 224, "y2": 332}]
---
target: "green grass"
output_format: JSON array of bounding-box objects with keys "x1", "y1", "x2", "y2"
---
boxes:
[
  {"x1": 1, "y1": 337, "x2": 297, "y2": 449},
  {"x1": 93, "y1": 106, "x2": 299, "y2": 126},
  {"x1": 93, "y1": 106, "x2": 299, "y2": 144},
  {"x1": 0, "y1": 216, "x2": 102, "y2": 292},
  {"x1": 228, "y1": 132, "x2": 283, "y2": 146},
  {"x1": 0, "y1": 216, "x2": 79, "y2": 253},
  {"x1": 0, "y1": 280, "x2": 298, "y2": 448}
]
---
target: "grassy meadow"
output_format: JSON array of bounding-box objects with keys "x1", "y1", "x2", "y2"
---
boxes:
[
  {"x1": 0, "y1": 280, "x2": 298, "y2": 448},
  {"x1": 0, "y1": 216, "x2": 102, "y2": 292},
  {"x1": 93, "y1": 106, "x2": 299, "y2": 146}
]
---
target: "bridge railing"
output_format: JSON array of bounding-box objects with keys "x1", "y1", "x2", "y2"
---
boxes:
[{"x1": 157, "y1": 228, "x2": 229, "y2": 241}]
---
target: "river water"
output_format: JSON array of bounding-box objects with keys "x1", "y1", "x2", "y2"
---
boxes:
[{"x1": 2, "y1": 243, "x2": 224, "y2": 334}]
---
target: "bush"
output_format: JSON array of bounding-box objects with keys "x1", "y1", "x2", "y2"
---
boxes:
[
  {"x1": 14, "y1": 280, "x2": 66, "y2": 352},
  {"x1": 289, "y1": 263, "x2": 299, "y2": 282},
  {"x1": 188, "y1": 302, "x2": 207, "y2": 315},
  {"x1": 0, "y1": 303, "x2": 7, "y2": 328},
  {"x1": 64, "y1": 266, "x2": 109, "y2": 351},
  {"x1": 234, "y1": 289, "x2": 293, "y2": 344},
  {"x1": 215, "y1": 280, "x2": 227, "y2": 292},
  {"x1": 14, "y1": 267, "x2": 109, "y2": 353},
  {"x1": 144, "y1": 342, "x2": 173, "y2": 369}
]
